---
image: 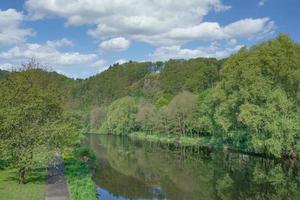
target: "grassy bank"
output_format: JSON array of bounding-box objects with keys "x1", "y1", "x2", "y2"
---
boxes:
[
  {"x1": 63, "y1": 148, "x2": 97, "y2": 200},
  {"x1": 128, "y1": 132, "x2": 212, "y2": 147},
  {"x1": 0, "y1": 167, "x2": 46, "y2": 200}
]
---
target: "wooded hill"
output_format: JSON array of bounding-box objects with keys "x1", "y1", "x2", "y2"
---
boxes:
[{"x1": 1, "y1": 34, "x2": 299, "y2": 158}]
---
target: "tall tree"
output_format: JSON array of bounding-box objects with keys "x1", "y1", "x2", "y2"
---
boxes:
[
  {"x1": 208, "y1": 35, "x2": 300, "y2": 157},
  {"x1": 164, "y1": 91, "x2": 198, "y2": 136},
  {"x1": 0, "y1": 68, "x2": 79, "y2": 183},
  {"x1": 101, "y1": 96, "x2": 137, "y2": 135}
]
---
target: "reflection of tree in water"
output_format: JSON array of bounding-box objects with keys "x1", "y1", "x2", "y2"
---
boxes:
[
  {"x1": 214, "y1": 151, "x2": 300, "y2": 200},
  {"x1": 89, "y1": 135, "x2": 300, "y2": 200}
]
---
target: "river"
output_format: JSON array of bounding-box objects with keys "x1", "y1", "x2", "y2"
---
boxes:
[{"x1": 87, "y1": 134, "x2": 300, "y2": 200}]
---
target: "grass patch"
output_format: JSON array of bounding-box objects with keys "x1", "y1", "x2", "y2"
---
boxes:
[
  {"x1": 64, "y1": 149, "x2": 97, "y2": 200},
  {"x1": 129, "y1": 132, "x2": 211, "y2": 147},
  {"x1": 0, "y1": 167, "x2": 46, "y2": 200}
]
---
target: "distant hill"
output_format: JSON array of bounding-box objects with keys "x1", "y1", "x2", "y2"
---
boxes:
[{"x1": 71, "y1": 58, "x2": 222, "y2": 108}]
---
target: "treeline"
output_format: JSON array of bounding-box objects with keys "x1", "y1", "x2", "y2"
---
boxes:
[{"x1": 87, "y1": 35, "x2": 300, "y2": 158}]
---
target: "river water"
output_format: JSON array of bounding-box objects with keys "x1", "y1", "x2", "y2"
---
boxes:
[{"x1": 87, "y1": 134, "x2": 300, "y2": 200}]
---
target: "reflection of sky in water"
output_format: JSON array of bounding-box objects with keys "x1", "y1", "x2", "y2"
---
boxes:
[
  {"x1": 90, "y1": 134, "x2": 300, "y2": 200},
  {"x1": 97, "y1": 187, "x2": 167, "y2": 200},
  {"x1": 97, "y1": 187, "x2": 127, "y2": 200}
]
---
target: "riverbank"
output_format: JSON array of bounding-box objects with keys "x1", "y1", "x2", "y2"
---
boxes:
[
  {"x1": 128, "y1": 132, "x2": 212, "y2": 147},
  {"x1": 94, "y1": 131, "x2": 216, "y2": 148},
  {"x1": 93, "y1": 132, "x2": 299, "y2": 159},
  {"x1": 63, "y1": 147, "x2": 97, "y2": 200}
]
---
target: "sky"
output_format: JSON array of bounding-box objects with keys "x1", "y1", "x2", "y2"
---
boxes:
[{"x1": 0, "y1": 0, "x2": 299, "y2": 78}]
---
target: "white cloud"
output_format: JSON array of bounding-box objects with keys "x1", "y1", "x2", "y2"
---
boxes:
[
  {"x1": 99, "y1": 37, "x2": 130, "y2": 51},
  {"x1": 26, "y1": 0, "x2": 231, "y2": 26},
  {"x1": 0, "y1": 9, "x2": 33, "y2": 46},
  {"x1": 0, "y1": 39, "x2": 106, "y2": 70},
  {"x1": 46, "y1": 38, "x2": 74, "y2": 48},
  {"x1": 167, "y1": 18, "x2": 275, "y2": 41},
  {"x1": 26, "y1": 0, "x2": 243, "y2": 46},
  {"x1": 0, "y1": 43, "x2": 97, "y2": 66},
  {"x1": 0, "y1": 39, "x2": 110, "y2": 78},
  {"x1": 91, "y1": 59, "x2": 107, "y2": 67},
  {"x1": 223, "y1": 18, "x2": 274, "y2": 38},
  {"x1": 149, "y1": 43, "x2": 244, "y2": 61},
  {"x1": 22, "y1": 0, "x2": 277, "y2": 77},
  {"x1": 25, "y1": 1, "x2": 275, "y2": 47}
]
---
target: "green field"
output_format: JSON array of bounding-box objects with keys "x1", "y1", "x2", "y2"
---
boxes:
[{"x1": 0, "y1": 168, "x2": 46, "y2": 200}]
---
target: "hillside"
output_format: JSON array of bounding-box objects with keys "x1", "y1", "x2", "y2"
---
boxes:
[{"x1": 71, "y1": 57, "x2": 222, "y2": 109}]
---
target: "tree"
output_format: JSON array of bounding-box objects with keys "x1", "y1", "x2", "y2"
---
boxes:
[
  {"x1": 164, "y1": 91, "x2": 198, "y2": 136},
  {"x1": 136, "y1": 99, "x2": 157, "y2": 134},
  {"x1": 101, "y1": 96, "x2": 137, "y2": 135},
  {"x1": 89, "y1": 106, "x2": 107, "y2": 131},
  {"x1": 208, "y1": 35, "x2": 300, "y2": 157},
  {"x1": 0, "y1": 68, "x2": 79, "y2": 184}
]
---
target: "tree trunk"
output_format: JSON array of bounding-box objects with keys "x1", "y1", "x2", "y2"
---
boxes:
[{"x1": 19, "y1": 167, "x2": 26, "y2": 184}]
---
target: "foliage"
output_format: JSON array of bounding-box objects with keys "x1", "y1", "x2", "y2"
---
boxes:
[
  {"x1": 89, "y1": 106, "x2": 107, "y2": 131},
  {"x1": 92, "y1": 35, "x2": 300, "y2": 158},
  {"x1": 136, "y1": 99, "x2": 157, "y2": 134},
  {"x1": 0, "y1": 66, "x2": 80, "y2": 183},
  {"x1": 160, "y1": 58, "x2": 219, "y2": 94},
  {"x1": 74, "y1": 146, "x2": 96, "y2": 161},
  {"x1": 64, "y1": 157, "x2": 97, "y2": 200},
  {"x1": 162, "y1": 91, "x2": 198, "y2": 136},
  {"x1": 101, "y1": 96, "x2": 137, "y2": 135},
  {"x1": 0, "y1": 69, "x2": 9, "y2": 80},
  {"x1": 72, "y1": 62, "x2": 151, "y2": 108},
  {"x1": 207, "y1": 34, "x2": 300, "y2": 157}
]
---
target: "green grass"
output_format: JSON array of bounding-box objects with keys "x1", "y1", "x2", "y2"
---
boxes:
[
  {"x1": 0, "y1": 167, "x2": 46, "y2": 200},
  {"x1": 129, "y1": 132, "x2": 211, "y2": 147},
  {"x1": 64, "y1": 152, "x2": 97, "y2": 200}
]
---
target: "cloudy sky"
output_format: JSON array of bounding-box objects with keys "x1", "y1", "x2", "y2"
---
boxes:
[{"x1": 0, "y1": 0, "x2": 299, "y2": 78}]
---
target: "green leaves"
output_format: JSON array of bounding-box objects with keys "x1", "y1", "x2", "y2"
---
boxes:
[
  {"x1": 0, "y1": 68, "x2": 80, "y2": 174},
  {"x1": 101, "y1": 97, "x2": 137, "y2": 135},
  {"x1": 206, "y1": 35, "x2": 300, "y2": 157}
]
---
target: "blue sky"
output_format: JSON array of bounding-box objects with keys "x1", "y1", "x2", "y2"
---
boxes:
[{"x1": 0, "y1": 0, "x2": 299, "y2": 78}]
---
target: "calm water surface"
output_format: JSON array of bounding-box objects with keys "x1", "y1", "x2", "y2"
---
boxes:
[{"x1": 88, "y1": 134, "x2": 300, "y2": 200}]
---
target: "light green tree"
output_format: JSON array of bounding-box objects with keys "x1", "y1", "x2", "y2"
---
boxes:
[
  {"x1": 101, "y1": 96, "x2": 137, "y2": 135},
  {"x1": 164, "y1": 91, "x2": 198, "y2": 136},
  {"x1": 0, "y1": 68, "x2": 80, "y2": 184}
]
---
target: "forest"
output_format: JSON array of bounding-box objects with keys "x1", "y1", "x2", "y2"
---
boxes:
[{"x1": 0, "y1": 35, "x2": 299, "y2": 173}]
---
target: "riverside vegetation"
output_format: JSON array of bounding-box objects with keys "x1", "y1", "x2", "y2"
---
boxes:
[
  {"x1": 0, "y1": 34, "x2": 299, "y2": 199},
  {"x1": 92, "y1": 35, "x2": 300, "y2": 159}
]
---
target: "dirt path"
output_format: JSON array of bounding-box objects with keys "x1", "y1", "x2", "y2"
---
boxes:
[{"x1": 45, "y1": 151, "x2": 71, "y2": 200}]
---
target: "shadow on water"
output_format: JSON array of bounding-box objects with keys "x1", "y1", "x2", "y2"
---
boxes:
[{"x1": 87, "y1": 134, "x2": 300, "y2": 200}]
